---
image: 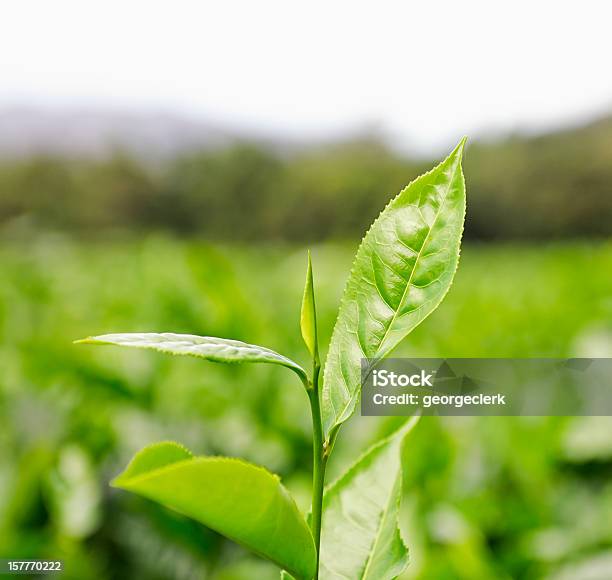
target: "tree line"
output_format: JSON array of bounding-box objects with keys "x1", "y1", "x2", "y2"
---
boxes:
[{"x1": 1, "y1": 116, "x2": 611, "y2": 240}]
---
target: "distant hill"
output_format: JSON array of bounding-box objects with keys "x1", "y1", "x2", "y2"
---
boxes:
[{"x1": 0, "y1": 107, "x2": 236, "y2": 159}]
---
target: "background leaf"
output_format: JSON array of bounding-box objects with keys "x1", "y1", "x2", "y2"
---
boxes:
[
  {"x1": 322, "y1": 140, "x2": 466, "y2": 437},
  {"x1": 113, "y1": 442, "x2": 316, "y2": 580},
  {"x1": 77, "y1": 332, "x2": 308, "y2": 382},
  {"x1": 318, "y1": 415, "x2": 420, "y2": 579}
]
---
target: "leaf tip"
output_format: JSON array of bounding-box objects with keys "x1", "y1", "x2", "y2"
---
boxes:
[
  {"x1": 109, "y1": 475, "x2": 125, "y2": 489},
  {"x1": 74, "y1": 335, "x2": 108, "y2": 345},
  {"x1": 453, "y1": 136, "x2": 468, "y2": 158},
  {"x1": 387, "y1": 411, "x2": 422, "y2": 445},
  {"x1": 73, "y1": 337, "x2": 91, "y2": 345}
]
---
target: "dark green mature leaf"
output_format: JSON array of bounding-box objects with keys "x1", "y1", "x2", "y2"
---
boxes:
[
  {"x1": 322, "y1": 140, "x2": 466, "y2": 437},
  {"x1": 318, "y1": 415, "x2": 420, "y2": 579},
  {"x1": 76, "y1": 332, "x2": 308, "y2": 383},
  {"x1": 300, "y1": 251, "x2": 319, "y2": 363},
  {"x1": 113, "y1": 442, "x2": 316, "y2": 580}
]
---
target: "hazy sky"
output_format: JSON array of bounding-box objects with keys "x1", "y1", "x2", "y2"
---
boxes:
[{"x1": 2, "y1": 1, "x2": 612, "y2": 153}]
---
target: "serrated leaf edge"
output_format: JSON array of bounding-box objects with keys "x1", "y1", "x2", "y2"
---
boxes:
[
  {"x1": 76, "y1": 332, "x2": 308, "y2": 382},
  {"x1": 323, "y1": 413, "x2": 420, "y2": 499},
  {"x1": 361, "y1": 477, "x2": 409, "y2": 580},
  {"x1": 323, "y1": 139, "x2": 466, "y2": 436},
  {"x1": 112, "y1": 450, "x2": 282, "y2": 489},
  {"x1": 112, "y1": 443, "x2": 315, "y2": 579}
]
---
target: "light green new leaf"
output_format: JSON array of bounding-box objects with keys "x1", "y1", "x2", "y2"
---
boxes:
[
  {"x1": 113, "y1": 442, "x2": 316, "y2": 580},
  {"x1": 76, "y1": 332, "x2": 307, "y2": 383},
  {"x1": 322, "y1": 139, "x2": 466, "y2": 437},
  {"x1": 300, "y1": 251, "x2": 319, "y2": 363},
  {"x1": 318, "y1": 415, "x2": 420, "y2": 579}
]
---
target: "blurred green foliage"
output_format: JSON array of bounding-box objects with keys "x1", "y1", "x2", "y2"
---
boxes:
[
  {"x1": 1, "y1": 238, "x2": 611, "y2": 579},
  {"x1": 1, "y1": 116, "x2": 611, "y2": 240}
]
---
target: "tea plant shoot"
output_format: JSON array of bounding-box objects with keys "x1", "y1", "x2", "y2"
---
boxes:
[{"x1": 76, "y1": 138, "x2": 467, "y2": 579}]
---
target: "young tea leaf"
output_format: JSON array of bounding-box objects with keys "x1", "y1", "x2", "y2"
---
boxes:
[
  {"x1": 113, "y1": 442, "x2": 316, "y2": 580},
  {"x1": 300, "y1": 251, "x2": 319, "y2": 363},
  {"x1": 318, "y1": 415, "x2": 420, "y2": 579},
  {"x1": 322, "y1": 139, "x2": 466, "y2": 438},
  {"x1": 76, "y1": 332, "x2": 308, "y2": 383}
]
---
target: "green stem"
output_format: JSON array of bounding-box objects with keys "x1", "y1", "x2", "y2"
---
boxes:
[{"x1": 308, "y1": 361, "x2": 326, "y2": 580}]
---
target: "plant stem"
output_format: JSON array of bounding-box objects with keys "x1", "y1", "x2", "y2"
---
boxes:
[{"x1": 308, "y1": 361, "x2": 326, "y2": 580}]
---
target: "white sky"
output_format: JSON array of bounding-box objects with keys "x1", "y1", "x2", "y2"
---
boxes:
[{"x1": 2, "y1": 0, "x2": 612, "y2": 153}]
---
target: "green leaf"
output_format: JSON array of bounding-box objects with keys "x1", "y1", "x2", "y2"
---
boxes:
[
  {"x1": 76, "y1": 332, "x2": 308, "y2": 383},
  {"x1": 322, "y1": 139, "x2": 466, "y2": 438},
  {"x1": 113, "y1": 442, "x2": 316, "y2": 580},
  {"x1": 300, "y1": 251, "x2": 319, "y2": 363},
  {"x1": 318, "y1": 415, "x2": 420, "y2": 579}
]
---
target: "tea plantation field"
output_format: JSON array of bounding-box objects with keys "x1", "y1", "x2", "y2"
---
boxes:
[{"x1": 1, "y1": 238, "x2": 611, "y2": 579}]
